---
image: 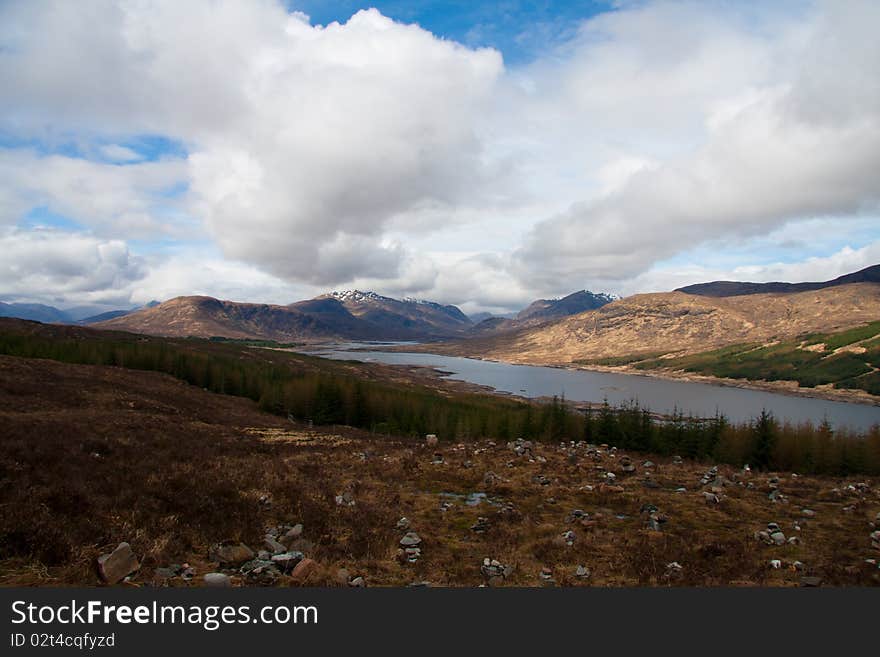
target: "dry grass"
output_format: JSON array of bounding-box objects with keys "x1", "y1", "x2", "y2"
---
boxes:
[{"x1": 1, "y1": 354, "x2": 879, "y2": 587}]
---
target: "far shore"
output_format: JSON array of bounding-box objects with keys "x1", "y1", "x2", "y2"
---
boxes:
[{"x1": 304, "y1": 341, "x2": 880, "y2": 409}]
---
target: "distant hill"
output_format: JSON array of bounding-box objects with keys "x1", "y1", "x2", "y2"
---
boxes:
[
  {"x1": 464, "y1": 290, "x2": 617, "y2": 337},
  {"x1": 94, "y1": 292, "x2": 472, "y2": 341},
  {"x1": 421, "y1": 266, "x2": 880, "y2": 368},
  {"x1": 0, "y1": 302, "x2": 72, "y2": 324},
  {"x1": 676, "y1": 264, "x2": 880, "y2": 297},
  {"x1": 517, "y1": 290, "x2": 617, "y2": 321}
]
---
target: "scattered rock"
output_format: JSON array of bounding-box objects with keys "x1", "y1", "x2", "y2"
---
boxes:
[
  {"x1": 664, "y1": 562, "x2": 683, "y2": 580},
  {"x1": 425, "y1": 434, "x2": 438, "y2": 446},
  {"x1": 96, "y1": 542, "x2": 140, "y2": 585},
  {"x1": 264, "y1": 535, "x2": 287, "y2": 555},
  {"x1": 210, "y1": 541, "x2": 255, "y2": 567},
  {"x1": 700, "y1": 466, "x2": 718, "y2": 486},
  {"x1": 575, "y1": 565, "x2": 590, "y2": 579},
  {"x1": 801, "y1": 509, "x2": 816, "y2": 518},
  {"x1": 271, "y1": 551, "x2": 304, "y2": 573},
  {"x1": 481, "y1": 558, "x2": 512, "y2": 584},
  {"x1": 471, "y1": 517, "x2": 490, "y2": 533},
  {"x1": 335, "y1": 491, "x2": 356, "y2": 507},
  {"x1": 203, "y1": 572, "x2": 231, "y2": 588},
  {"x1": 282, "y1": 524, "x2": 303, "y2": 544},
  {"x1": 240, "y1": 559, "x2": 280, "y2": 586},
  {"x1": 396, "y1": 517, "x2": 411, "y2": 531},
  {"x1": 349, "y1": 576, "x2": 366, "y2": 588},
  {"x1": 400, "y1": 532, "x2": 422, "y2": 547},
  {"x1": 290, "y1": 558, "x2": 319, "y2": 585}
]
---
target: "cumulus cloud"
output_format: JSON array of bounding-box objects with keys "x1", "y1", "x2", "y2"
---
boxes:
[
  {"x1": 2, "y1": 2, "x2": 507, "y2": 285},
  {"x1": 513, "y1": 0, "x2": 880, "y2": 286},
  {"x1": 1, "y1": 0, "x2": 879, "y2": 311},
  {"x1": 0, "y1": 229, "x2": 146, "y2": 305},
  {"x1": 0, "y1": 150, "x2": 187, "y2": 237}
]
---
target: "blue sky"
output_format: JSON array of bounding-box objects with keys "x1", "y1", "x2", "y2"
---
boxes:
[
  {"x1": 287, "y1": 1, "x2": 613, "y2": 65},
  {"x1": 1, "y1": 0, "x2": 878, "y2": 313}
]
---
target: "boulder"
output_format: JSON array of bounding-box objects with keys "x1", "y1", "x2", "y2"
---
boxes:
[
  {"x1": 290, "y1": 558, "x2": 319, "y2": 585},
  {"x1": 271, "y1": 551, "x2": 304, "y2": 572},
  {"x1": 203, "y1": 573, "x2": 232, "y2": 588},
  {"x1": 96, "y1": 542, "x2": 140, "y2": 584},
  {"x1": 209, "y1": 541, "x2": 255, "y2": 566}
]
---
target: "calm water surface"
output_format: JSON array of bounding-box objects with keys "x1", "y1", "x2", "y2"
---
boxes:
[{"x1": 304, "y1": 343, "x2": 880, "y2": 431}]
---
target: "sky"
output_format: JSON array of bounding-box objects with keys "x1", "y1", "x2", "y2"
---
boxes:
[{"x1": 1, "y1": 0, "x2": 878, "y2": 316}]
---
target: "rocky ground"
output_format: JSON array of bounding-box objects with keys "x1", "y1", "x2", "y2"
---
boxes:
[{"x1": 1, "y1": 354, "x2": 879, "y2": 587}]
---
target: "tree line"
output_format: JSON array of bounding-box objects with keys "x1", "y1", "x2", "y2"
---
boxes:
[{"x1": 1, "y1": 328, "x2": 878, "y2": 475}]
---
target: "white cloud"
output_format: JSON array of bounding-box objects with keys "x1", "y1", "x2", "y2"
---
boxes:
[
  {"x1": 0, "y1": 150, "x2": 187, "y2": 237},
  {"x1": 513, "y1": 0, "x2": 880, "y2": 287},
  {"x1": 621, "y1": 240, "x2": 880, "y2": 296},
  {"x1": 0, "y1": 229, "x2": 146, "y2": 305},
  {"x1": 99, "y1": 144, "x2": 142, "y2": 163},
  {"x1": 1, "y1": 0, "x2": 878, "y2": 312}
]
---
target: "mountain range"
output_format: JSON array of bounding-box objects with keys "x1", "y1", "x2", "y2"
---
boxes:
[
  {"x1": 430, "y1": 264, "x2": 880, "y2": 366},
  {"x1": 5, "y1": 265, "x2": 879, "y2": 351}
]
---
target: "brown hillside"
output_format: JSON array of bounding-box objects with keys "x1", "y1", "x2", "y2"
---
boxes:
[
  {"x1": 93, "y1": 295, "x2": 352, "y2": 341},
  {"x1": 437, "y1": 282, "x2": 880, "y2": 364}
]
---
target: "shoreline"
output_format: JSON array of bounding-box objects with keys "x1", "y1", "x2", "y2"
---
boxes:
[{"x1": 312, "y1": 342, "x2": 880, "y2": 409}]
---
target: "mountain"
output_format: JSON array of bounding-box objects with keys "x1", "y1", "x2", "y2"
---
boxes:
[
  {"x1": 464, "y1": 290, "x2": 617, "y2": 337},
  {"x1": 318, "y1": 290, "x2": 472, "y2": 337},
  {"x1": 78, "y1": 309, "x2": 134, "y2": 324},
  {"x1": 93, "y1": 292, "x2": 472, "y2": 341},
  {"x1": 0, "y1": 302, "x2": 72, "y2": 323},
  {"x1": 676, "y1": 264, "x2": 880, "y2": 297},
  {"x1": 79, "y1": 301, "x2": 161, "y2": 324},
  {"x1": 426, "y1": 268, "x2": 880, "y2": 366},
  {"x1": 517, "y1": 290, "x2": 617, "y2": 321}
]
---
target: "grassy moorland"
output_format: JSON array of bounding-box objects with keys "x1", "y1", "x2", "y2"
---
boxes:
[
  {"x1": 576, "y1": 321, "x2": 880, "y2": 396},
  {"x1": 1, "y1": 317, "x2": 879, "y2": 476},
  {"x1": 1, "y1": 352, "x2": 879, "y2": 587}
]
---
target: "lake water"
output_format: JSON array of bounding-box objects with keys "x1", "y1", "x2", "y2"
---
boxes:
[{"x1": 304, "y1": 343, "x2": 880, "y2": 431}]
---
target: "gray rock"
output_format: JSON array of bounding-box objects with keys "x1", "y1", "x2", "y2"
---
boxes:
[
  {"x1": 265, "y1": 536, "x2": 287, "y2": 555},
  {"x1": 349, "y1": 576, "x2": 366, "y2": 587},
  {"x1": 282, "y1": 524, "x2": 304, "y2": 543},
  {"x1": 97, "y1": 542, "x2": 140, "y2": 584},
  {"x1": 396, "y1": 517, "x2": 411, "y2": 531},
  {"x1": 770, "y1": 531, "x2": 787, "y2": 546},
  {"x1": 575, "y1": 565, "x2": 590, "y2": 578},
  {"x1": 399, "y1": 532, "x2": 422, "y2": 547},
  {"x1": 271, "y1": 551, "x2": 304, "y2": 572},
  {"x1": 239, "y1": 559, "x2": 280, "y2": 586},
  {"x1": 203, "y1": 572, "x2": 231, "y2": 588}
]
